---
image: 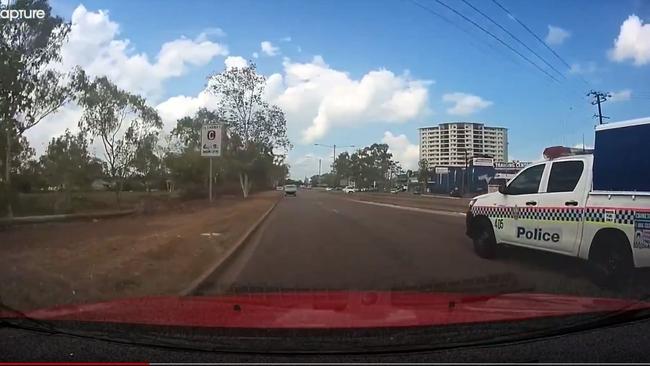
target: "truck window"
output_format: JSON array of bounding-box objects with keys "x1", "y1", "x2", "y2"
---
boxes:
[
  {"x1": 507, "y1": 164, "x2": 545, "y2": 195},
  {"x1": 547, "y1": 161, "x2": 584, "y2": 193}
]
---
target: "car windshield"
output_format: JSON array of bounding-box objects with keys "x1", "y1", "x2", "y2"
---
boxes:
[{"x1": 2, "y1": 0, "x2": 650, "y2": 359}]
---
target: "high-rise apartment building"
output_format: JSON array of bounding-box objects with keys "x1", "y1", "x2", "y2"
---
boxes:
[{"x1": 419, "y1": 122, "x2": 508, "y2": 167}]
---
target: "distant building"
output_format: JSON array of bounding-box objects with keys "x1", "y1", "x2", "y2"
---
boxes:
[{"x1": 419, "y1": 122, "x2": 508, "y2": 167}]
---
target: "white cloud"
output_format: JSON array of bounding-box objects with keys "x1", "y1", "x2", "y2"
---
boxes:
[
  {"x1": 252, "y1": 52, "x2": 259, "y2": 59},
  {"x1": 265, "y1": 56, "x2": 431, "y2": 143},
  {"x1": 608, "y1": 15, "x2": 650, "y2": 66},
  {"x1": 224, "y1": 55, "x2": 248, "y2": 69},
  {"x1": 59, "y1": 5, "x2": 228, "y2": 99},
  {"x1": 382, "y1": 131, "x2": 419, "y2": 170},
  {"x1": 28, "y1": 5, "x2": 230, "y2": 157},
  {"x1": 545, "y1": 25, "x2": 571, "y2": 46},
  {"x1": 289, "y1": 152, "x2": 332, "y2": 178},
  {"x1": 609, "y1": 89, "x2": 632, "y2": 102},
  {"x1": 260, "y1": 41, "x2": 280, "y2": 56},
  {"x1": 155, "y1": 55, "x2": 251, "y2": 131},
  {"x1": 569, "y1": 61, "x2": 597, "y2": 74},
  {"x1": 196, "y1": 27, "x2": 226, "y2": 41},
  {"x1": 156, "y1": 91, "x2": 220, "y2": 131},
  {"x1": 156, "y1": 55, "x2": 431, "y2": 145},
  {"x1": 442, "y1": 92, "x2": 492, "y2": 116},
  {"x1": 281, "y1": 36, "x2": 292, "y2": 42},
  {"x1": 25, "y1": 105, "x2": 84, "y2": 156}
]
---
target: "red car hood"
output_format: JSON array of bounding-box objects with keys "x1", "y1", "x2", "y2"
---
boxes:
[{"x1": 3, "y1": 291, "x2": 648, "y2": 329}]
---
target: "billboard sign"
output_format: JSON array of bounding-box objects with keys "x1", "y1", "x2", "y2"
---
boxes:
[
  {"x1": 495, "y1": 161, "x2": 532, "y2": 169},
  {"x1": 472, "y1": 157, "x2": 494, "y2": 167}
]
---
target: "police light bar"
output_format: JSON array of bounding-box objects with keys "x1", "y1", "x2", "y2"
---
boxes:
[{"x1": 543, "y1": 146, "x2": 594, "y2": 160}]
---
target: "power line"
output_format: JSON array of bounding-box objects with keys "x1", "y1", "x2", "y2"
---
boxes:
[
  {"x1": 432, "y1": 0, "x2": 561, "y2": 83},
  {"x1": 409, "y1": 0, "x2": 522, "y2": 68},
  {"x1": 459, "y1": 0, "x2": 566, "y2": 80},
  {"x1": 490, "y1": 0, "x2": 571, "y2": 69},
  {"x1": 490, "y1": 0, "x2": 590, "y2": 87}
]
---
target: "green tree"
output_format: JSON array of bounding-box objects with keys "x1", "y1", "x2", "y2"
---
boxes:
[
  {"x1": 1, "y1": 0, "x2": 71, "y2": 216},
  {"x1": 167, "y1": 109, "x2": 226, "y2": 197},
  {"x1": 0, "y1": 132, "x2": 38, "y2": 208},
  {"x1": 171, "y1": 108, "x2": 223, "y2": 151},
  {"x1": 333, "y1": 152, "x2": 352, "y2": 185},
  {"x1": 39, "y1": 130, "x2": 104, "y2": 210},
  {"x1": 208, "y1": 62, "x2": 290, "y2": 198},
  {"x1": 333, "y1": 144, "x2": 397, "y2": 189},
  {"x1": 269, "y1": 155, "x2": 289, "y2": 188},
  {"x1": 132, "y1": 133, "x2": 164, "y2": 192},
  {"x1": 163, "y1": 149, "x2": 206, "y2": 195},
  {"x1": 74, "y1": 71, "x2": 162, "y2": 207}
]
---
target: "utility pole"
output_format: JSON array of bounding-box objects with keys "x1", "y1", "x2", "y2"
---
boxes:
[
  {"x1": 587, "y1": 90, "x2": 611, "y2": 125},
  {"x1": 318, "y1": 158, "x2": 322, "y2": 185},
  {"x1": 314, "y1": 143, "x2": 356, "y2": 169}
]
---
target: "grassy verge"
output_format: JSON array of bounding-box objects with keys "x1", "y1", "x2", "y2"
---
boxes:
[{"x1": 10, "y1": 191, "x2": 176, "y2": 217}]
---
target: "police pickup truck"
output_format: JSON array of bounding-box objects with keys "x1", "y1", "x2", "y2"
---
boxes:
[{"x1": 466, "y1": 117, "x2": 650, "y2": 287}]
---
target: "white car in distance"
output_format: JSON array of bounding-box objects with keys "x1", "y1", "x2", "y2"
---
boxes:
[
  {"x1": 343, "y1": 186, "x2": 357, "y2": 193},
  {"x1": 284, "y1": 184, "x2": 297, "y2": 196}
]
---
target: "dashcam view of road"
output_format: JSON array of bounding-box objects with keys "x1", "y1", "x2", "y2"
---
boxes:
[
  {"x1": 3, "y1": 4, "x2": 650, "y2": 362},
  {"x1": 193, "y1": 189, "x2": 601, "y2": 297}
]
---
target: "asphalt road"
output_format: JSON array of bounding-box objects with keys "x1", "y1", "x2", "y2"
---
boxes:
[{"x1": 195, "y1": 190, "x2": 634, "y2": 298}]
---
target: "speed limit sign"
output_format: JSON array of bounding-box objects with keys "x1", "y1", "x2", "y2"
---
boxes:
[{"x1": 201, "y1": 124, "x2": 222, "y2": 157}]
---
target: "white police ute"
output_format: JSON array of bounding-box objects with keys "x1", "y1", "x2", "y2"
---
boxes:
[{"x1": 466, "y1": 117, "x2": 650, "y2": 288}]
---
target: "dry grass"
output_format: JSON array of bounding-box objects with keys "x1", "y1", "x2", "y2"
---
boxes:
[{"x1": 13, "y1": 191, "x2": 176, "y2": 216}]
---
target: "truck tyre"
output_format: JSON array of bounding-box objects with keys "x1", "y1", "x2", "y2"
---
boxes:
[
  {"x1": 473, "y1": 218, "x2": 497, "y2": 259},
  {"x1": 588, "y1": 234, "x2": 633, "y2": 289}
]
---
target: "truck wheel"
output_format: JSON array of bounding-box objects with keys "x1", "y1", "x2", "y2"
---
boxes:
[
  {"x1": 588, "y1": 238, "x2": 633, "y2": 289},
  {"x1": 473, "y1": 219, "x2": 497, "y2": 259}
]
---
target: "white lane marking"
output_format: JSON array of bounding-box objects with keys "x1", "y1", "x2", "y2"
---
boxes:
[
  {"x1": 201, "y1": 233, "x2": 222, "y2": 237},
  {"x1": 352, "y1": 200, "x2": 466, "y2": 217},
  {"x1": 420, "y1": 194, "x2": 462, "y2": 200}
]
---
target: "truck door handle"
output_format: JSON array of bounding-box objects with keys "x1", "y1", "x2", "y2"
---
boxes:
[
  {"x1": 565, "y1": 200, "x2": 579, "y2": 206},
  {"x1": 525, "y1": 201, "x2": 537, "y2": 206}
]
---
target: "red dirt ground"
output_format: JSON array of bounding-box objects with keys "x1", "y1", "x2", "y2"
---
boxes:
[{"x1": 0, "y1": 191, "x2": 280, "y2": 311}]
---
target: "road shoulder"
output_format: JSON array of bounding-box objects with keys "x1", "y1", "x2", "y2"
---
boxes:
[{"x1": 0, "y1": 191, "x2": 281, "y2": 311}]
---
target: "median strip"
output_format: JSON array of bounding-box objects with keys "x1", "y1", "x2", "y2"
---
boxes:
[
  {"x1": 178, "y1": 194, "x2": 282, "y2": 296},
  {"x1": 351, "y1": 199, "x2": 467, "y2": 217}
]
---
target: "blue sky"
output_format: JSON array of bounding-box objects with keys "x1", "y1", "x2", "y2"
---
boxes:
[{"x1": 40, "y1": 0, "x2": 650, "y2": 179}]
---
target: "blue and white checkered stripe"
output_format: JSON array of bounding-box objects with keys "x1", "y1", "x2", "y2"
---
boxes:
[
  {"x1": 472, "y1": 206, "x2": 636, "y2": 225},
  {"x1": 584, "y1": 208, "x2": 635, "y2": 224}
]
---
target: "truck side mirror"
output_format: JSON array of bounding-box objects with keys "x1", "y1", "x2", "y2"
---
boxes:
[{"x1": 498, "y1": 185, "x2": 508, "y2": 195}]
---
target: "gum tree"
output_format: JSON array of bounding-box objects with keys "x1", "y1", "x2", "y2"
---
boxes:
[
  {"x1": 0, "y1": 0, "x2": 71, "y2": 216},
  {"x1": 74, "y1": 71, "x2": 162, "y2": 207},
  {"x1": 208, "y1": 63, "x2": 290, "y2": 198}
]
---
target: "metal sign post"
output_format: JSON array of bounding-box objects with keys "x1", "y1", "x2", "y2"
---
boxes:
[
  {"x1": 201, "y1": 124, "x2": 223, "y2": 203},
  {"x1": 209, "y1": 157, "x2": 213, "y2": 202}
]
